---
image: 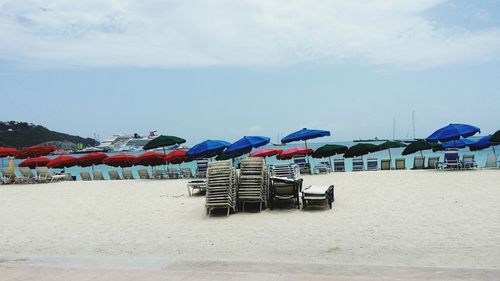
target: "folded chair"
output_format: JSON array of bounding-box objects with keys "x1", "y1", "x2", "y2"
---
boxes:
[
  {"x1": 333, "y1": 158, "x2": 345, "y2": 172},
  {"x1": 80, "y1": 171, "x2": 92, "y2": 181},
  {"x1": 352, "y1": 158, "x2": 364, "y2": 171},
  {"x1": 366, "y1": 158, "x2": 378, "y2": 171},
  {"x1": 427, "y1": 157, "x2": 440, "y2": 169},
  {"x1": 413, "y1": 156, "x2": 425, "y2": 169},
  {"x1": 395, "y1": 158, "x2": 406, "y2": 170},
  {"x1": 380, "y1": 159, "x2": 391, "y2": 170},
  {"x1": 485, "y1": 153, "x2": 498, "y2": 168}
]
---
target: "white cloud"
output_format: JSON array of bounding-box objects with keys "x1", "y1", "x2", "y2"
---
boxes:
[{"x1": 0, "y1": 0, "x2": 499, "y2": 68}]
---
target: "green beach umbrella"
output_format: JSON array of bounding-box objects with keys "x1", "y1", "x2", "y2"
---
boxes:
[
  {"x1": 402, "y1": 139, "x2": 439, "y2": 157},
  {"x1": 377, "y1": 141, "x2": 406, "y2": 168},
  {"x1": 143, "y1": 135, "x2": 186, "y2": 154},
  {"x1": 489, "y1": 130, "x2": 500, "y2": 144},
  {"x1": 312, "y1": 144, "x2": 348, "y2": 168},
  {"x1": 344, "y1": 143, "x2": 378, "y2": 158}
]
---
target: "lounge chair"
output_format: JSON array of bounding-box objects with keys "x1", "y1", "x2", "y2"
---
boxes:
[
  {"x1": 462, "y1": 154, "x2": 477, "y2": 169},
  {"x1": 427, "y1": 157, "x2": 440, "y2": 169},
  {"x1": 294, "y1": 156, "x2": 312, "y2": 174},
  {"x1": 122, "y1": 169, "x2": 135, "y2": 179},
  {"x1": 36, "y1": 167, "x2": 54, "y2": 183},
  {"x1": 333, "y1": 158, "x2": 345, "y2": 172},
  {"x1": 366, "y1": 158, "x2": 378, "y2": 171},
  {"x1": 238, "y1": 157, "x2": 268, "y2": 212},
  {"x1": 314, "y1": 161, "x2": 331, "y2": 174},
  {"x1": 395, "y1": 158, "x2": 406, "y2": 170},
  {"x1": 302, "y1": 185, "x2": 334, "y2": 210},
  {"x1": 206, "y1": 161, "x2": 237, "y2": 216},
  {"x1": 181, "y1": 167, "x2": 193, "y2": 178},
  {"x1": 438, "y1": 150, "x2": 461, "y2": 170},
  {"x1": 187, "y1": 179, "x2": 207, "y2": 196},
  {"x1": 380, "y1": 159, "x2": 391, "y2": 170},
  {"x1": 352, "y1": 158, "x2": 364, "y2": 171},
  {"x1": 80, "y1": 171, "x2": 92, "y2": 181},
  {"x1": 92, "y1": 170, "x2": 105, "y2": 180},
  {"x1": 485, "y1": 153, "x2": 498, "y2": 168},
  {"x1": 138, "y1": 169, "x2": 150, "y2": 179},
  {"x1": 1, "y1": 168, "x2": 18, "y2": 184},
  {"x1": 108, "y1": 170, "x2": 122, "y2": 180},
  {"x1": 269, "y1": 164, "x2": 302, "y2": 209},
  {"x1": 195, "y1": 159, "x2": 208, "y2": 178},
  {"x1": 167, "y1": 167, "x2": 181, "y2": 179},
  {"x1": 152, "y1": 169, "x2": 167, "y2": 179},
  {"x1": 19, "y1": 167, "x2": 37, "y2": 183},
  {"x1": 413, "y1": 156, "x2": 425, "y2": 169}
]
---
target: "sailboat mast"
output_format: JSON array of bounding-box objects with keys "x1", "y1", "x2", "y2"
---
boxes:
[
  {"x1": 392, "y1": 118, "x2": 396, "y2": 140},
  {"x1": 412, "y1": 111, "x2": 416, "y2": 139}
]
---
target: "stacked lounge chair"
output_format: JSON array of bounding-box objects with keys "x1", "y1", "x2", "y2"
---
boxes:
[
  {"x1": 333, "y1": 158, "x2": 345, "y2": 172},
  {"x1": 352, "y1": 158, "x2": 364, "y2": 171},
  {"x1": 269, "y1": 164, "x2": 302, "y2": 209},
  {"x1": 205, "y1": 161, "x2": 237, "y2": 216},
  {"x1": 366, "y1": 158, "x2": 378, "y2": 171},
  {"x1": 196, "y1": 159, "x2": 208, "y2": 178},
  {"x1": 237, "y1": 157, "x2": 268, "y2": 212}
]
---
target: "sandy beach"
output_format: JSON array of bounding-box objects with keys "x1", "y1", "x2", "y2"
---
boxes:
[{"x1": 0, "y1": 169, "x2": 499, "y2": 280}]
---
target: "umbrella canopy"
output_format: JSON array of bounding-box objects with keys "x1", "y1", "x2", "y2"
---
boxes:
[
  {"x1": 489, "y1": 130, "x2": 500, "y2": 144},
  {"x1": 187, "y1": 140, "x2": 231, "y2": 159},
  {"x1": 469, "y1": 135, "x2": 492, "y2": 151},
  {"x1": 47, "y1": 156, "x2": 78, "y2": 168},
  {"x1": 426, "y1": 123, "x2": 480, "y2": 142},
  {"x1": 164, "y1": 149, "x2": 188, "y2": 164},
  {"x1": 19, "y1": 157, "x2": 51, "y2": 168},
  {"x1": 134, "y1": 152, "x2": 166, "y2": 166},
  {"x1": 277, "y1": 147, "x2": 313, "y2": 160},
  {"x1": 103, "y1": 154, "x2": 136, "y2": 167},
  {"x1": 311, "y1": 144, "x2": 348, "y2": 158},
  {"x1": 377, "y1": 141, "x2": 407, "y2": 151},
  {"x1": 225, "y1": 136, "x2": 270, "y2": 155},
  {"x1": 250, "y1": 148, "x2": 283, "y2": 157},
  {"x1": 281, "y1": 128, "x2": 330, "y2": 144},
  {"x1": 402, "y1": 140, "x2": 440, "y2": 155},
  {"x1": 0, "y1": 147, "x2": 19, "y2": 157},
  {"x1": 215, "y1": 152, "x2": 237, "y2": 161},
  {"x1": 77, "y1": 152, "x2": 108, "y2": 167},
  {"x1": 344, "y1": 143, "x2": 378, "y2": 158},
  {"x1": 143, "y1": 135, "x2": 186, "y2": 151},
  {"x1": 441, "y1": 138, "x2": 475, "y2": 149},
  {"x1": 15, "y1": 145, "x2": 56, "y2": 159}
]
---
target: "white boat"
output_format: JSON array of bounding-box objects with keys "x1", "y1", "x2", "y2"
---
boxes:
[{"x1": 96, "y1": 131, "x2": 158, "y2": 152}]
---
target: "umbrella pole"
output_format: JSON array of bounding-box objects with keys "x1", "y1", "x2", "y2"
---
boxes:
[
  {"x1": 420, "y1": 150, "x2": 424, "y2": 158},
  {"x1": 389, "y1": 149, "x2": 392, "y2": 170},
  {"x1": 329, "y1": 156, "x2": 332, "y2": 171}
]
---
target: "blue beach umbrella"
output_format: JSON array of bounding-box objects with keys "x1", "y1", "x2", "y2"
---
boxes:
[
  {"x1": 469, "y1": 135, "x2": 493, "y2": 151},
  {"x1": 426, "y1": 123, "x2": 480, "y2": 142},
  {"x1": 441, "y1": 138, "x2": 475, "y2": 149},
  {"x1": 225, "y1": 136, "x2": 270, "y2": 155},
  {"x1": 187, "y1": 140, "x2": 231, "y2": 159},
  {"x1": 281, "y1": 128, "x2": 331, "y2": 147}
]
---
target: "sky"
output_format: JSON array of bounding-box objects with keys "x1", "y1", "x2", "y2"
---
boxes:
[{"x1": 0, "y1": 0, "x2": 499, "y2": 145}]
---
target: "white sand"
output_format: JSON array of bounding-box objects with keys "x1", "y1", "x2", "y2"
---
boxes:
[{"x1": 0, "y1": 170, "x2": 499, "y2": 270}]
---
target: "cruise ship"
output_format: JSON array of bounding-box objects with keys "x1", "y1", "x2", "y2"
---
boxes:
[{"x1": 95, "y1": 131, "x2": 158, "y2": 152}]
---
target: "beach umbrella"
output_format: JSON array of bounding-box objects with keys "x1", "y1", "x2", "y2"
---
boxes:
[
  {"x1": 225, "y1": 136, "x2": 270, "y2": 155},
  {"x1": 143, "y1": 135, "x2": 186, "y2": 154},
  {"x1": 187, "y1": 140, "x2": 231, "y2": 159},
  {"x1": 343, "y1": 143, "x2": 378, "y2": 158},
  {"x1": 215, "y1": 152, "x2": 237, "y2": 161},
  {"x1": 311, "y1": 144, "x2": 348, "y2": 168},
  {"x1": 77, "y1": 152, "x2": 108, "y2": 167},
  {"x1": 134, "y1": 152, "x2": 166, "y2": 166},
  {"x1": 281, "y1": 128, "x2": 330, "y2": 147},
  {"x1": 277, "y1": 147, "x2": 313, "y2": 160},
  {"x1": 250, "y1": 148, "x2": 283, "y2": 157},
  {"x1": 47, "y1": 156, "x2": 78, "y2": 169},
  {"x1": 402, "y1": 140, "x2": 439, "y2": 156},
  {"x1": 469, "y1": 135, "x2": 493, "y2": 152},
  {"x1": 426, "y1": 123, "x2": 480, "y2": 142},
  {"x1": 103, "y1": 154, "x2": 136, "y2": 168},
  {"x1": 164, "y1": 149, "x2": 189, "y2": 164},
  {"x1": 18, "y1": 157, "x2": 51, "y2": 169},
  {"x1": 0, "y1": 147, "x2": 19, "y2": 168},
  {"x1": 377, "y1": 141, "x2": 407, "y2": 166},
  {"x1": 441, "y1": 138, "x2": 475, "y2": 149},
  {"x1": 489, "y1": 130, "x2": 500, "y2": 144},
  {"x1": 15, "y1": 145, "x2": 56, "y2": 159}
]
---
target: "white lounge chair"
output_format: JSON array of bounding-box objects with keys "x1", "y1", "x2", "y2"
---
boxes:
[
  {"x1": 461, "y1": 154, "x2": 477, "y2": 169},
  {"x1": 293, "y1": 156, "x2": 312, "y2": 174},
  {"x1": 301, "y1": 185, "x2": 334, "y2": 209},
  {"x1": 92, "y1": 170, "x2": 105, "y2": 180}
]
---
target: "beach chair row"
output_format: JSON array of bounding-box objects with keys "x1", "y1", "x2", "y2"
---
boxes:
[
  {"x1": 1, "y1": 167, "x2": 72, "y2": 184},
  {"x1": 80, "y1": 168, "x2": 194, "y2": 181}
]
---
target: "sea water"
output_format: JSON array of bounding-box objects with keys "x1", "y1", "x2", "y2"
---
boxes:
[{"x1": 4, "y1": 140, "x2": 498, "y2": 180}]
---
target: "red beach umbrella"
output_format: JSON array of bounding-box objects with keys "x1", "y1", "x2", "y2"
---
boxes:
[
  {"x1": 18, "y1": 157, "x2": 52, "y2": 169},
  {"x1": 47, "y1": 156, "x2": 78, "y2": 168},
  {"x1": 77, "y1": 152, "x2": 108, "y2": 167},
  {"x1": 250, "y1": 148, "x2": 283, "y2": 157},
  {"x1": 103, "y1": 154, "x2": 136, "y2": 168},
  {"x1": 277, "y1": 147, "x2": 313, "y2": 160},
  {"x1": 164, "y1": 149, "x2": 188, "y2": 164},
  {"x1": 15, "y1": 145, "x2": 55, "y2": 159},
  {"x1": 0, "y1": 147, "x2": 20, "y2": 157},
  {"x1": 133, "y1": 152, "x2": 166, "y2": 166}
]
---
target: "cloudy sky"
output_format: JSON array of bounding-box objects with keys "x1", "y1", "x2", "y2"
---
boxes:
[{"x1": 0, "y1": 0, "x2": 499, "y2": 144}]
